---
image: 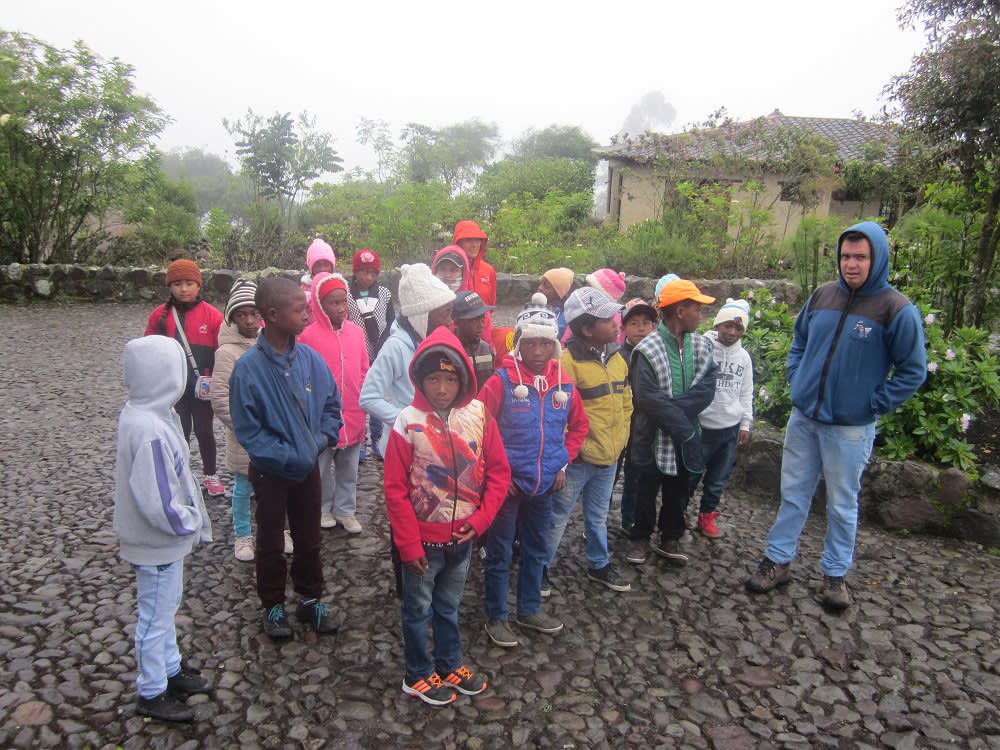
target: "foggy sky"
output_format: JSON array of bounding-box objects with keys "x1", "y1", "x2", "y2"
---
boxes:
[{"x1": 5, "y1": 0, "x2": 926, "y2": 175}]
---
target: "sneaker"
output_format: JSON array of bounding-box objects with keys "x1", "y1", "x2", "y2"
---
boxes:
[
  {"x1": 540, "y1": 569, "x2": 553, "y2": 599},
  {"x1": 136, "y1": 690, "x2": 194, "y2": 722},
  {"x1": 234, "y1": 536, "x2": 254, "y2": 562},
  {"x1": 625, "y1": 540, "x2": 648, "y2": 565},
  {"x1": 167, "y1": 663, "x2": 212, "y2": 697},
  {"x1": 697, "y1": 511, "x2": 722, "y2": 538},
  {"x1": 651, "y1": 538, "x2": 689, "y2": 566},
  {"x1": 335, "y1": 515, "x2": 362, "y2": 534},
  {"x1": 283, "y1": 529, "x2": 294, "y2": 555},
  {"x1": 745, "y1": 557, "x2": 792, "y2": 594},
  {"x1": 515, "y1": 612, "x2": 564, "y2": 634},
  {"x1": 204, "y1": 475, "x2": 226, "y2": 497},
  {"x1": 262, "y1": 604, "x2": 293, "y2": 640},
  {"x1": 484, "y1": 618, "x2": 519, "y2": 647},
  {"x1": 295, "y1": 601, "x2": 340, "y2": 634},
  {"x1": 402, "y1": 672, "x2": 456, "y2": 706},
  {"x1": 320, "y1": 513, "x2": 337, "y2": 529},
  {"x1": 587, "y1": 563, "x2": 631, "y2": 592},
  {"x1": 443, "y1": 665, "x2": 488, "y2": 695},
  {"x1": 820, "y1": 575, "x2": 852, "y2": 610}
]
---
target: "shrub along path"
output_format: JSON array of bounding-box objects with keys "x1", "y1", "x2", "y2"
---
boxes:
[{"x1": 1, "y1": 302, "x2": 998, "y2": 750}]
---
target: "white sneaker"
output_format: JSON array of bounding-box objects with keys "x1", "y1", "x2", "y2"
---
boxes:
[
  {"x1": 283, "y1": 529, "x2": 294, "y2": 555},
  {"x1": 335, "y1": 515, "x2": 362, "y2": 534},
  {"x1": 320, "y1": 512, "x2": 337, "y2": 529},
  {"x1": 234, "y1": 535, "x2": 254, "y2": 562}
]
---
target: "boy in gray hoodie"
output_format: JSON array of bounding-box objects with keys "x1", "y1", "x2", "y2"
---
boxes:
[{"x1": 114, "y1": 335, "x2": 214, "y2": 722}]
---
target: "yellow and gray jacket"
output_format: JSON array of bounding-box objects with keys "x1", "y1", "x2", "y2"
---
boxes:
[{"x1": 560, "y1": 339, "x2": 632, "y2": 466}]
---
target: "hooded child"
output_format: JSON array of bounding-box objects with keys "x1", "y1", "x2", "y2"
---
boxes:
[
  {"x1": 211, "y1": 280, "x2": 261, "y2": 561},
  {"x1": 453, "y1": 220, "x2": 496, "y2": 341},
  {"x1": 431, "y1": 244, "x2": 473, "y2": 294},
  {"x1": 477, "y1": 298, "x2": 589, "y2": 648},
  {"x1": 451, "y1": 290, "x2": 497, "y2": 392},
  {"x1": 115, "y1": 335, "x2": 213, "y2": 723},
  {"x1": 689, "y1": 298, "x2": 755, "y2": 539},
  {"x1": 299, "y1": 272, "x2": 370, "y2": 534},
  {"x1": 144, "y1": 259, "x2": 225, "y2": 497},
  {"x1": 383, "y1": 327, "x2": 511, "y2": 706},
  {"x1": 229, "y1": 277, "x2": 344, "y2": 640}
]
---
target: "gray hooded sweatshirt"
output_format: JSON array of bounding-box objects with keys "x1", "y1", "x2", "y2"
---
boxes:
[{"x1": 114, "y1": 335, "x2": 212, "y2": 565}]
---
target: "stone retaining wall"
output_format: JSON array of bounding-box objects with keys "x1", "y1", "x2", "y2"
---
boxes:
[{"x1": 0, "y1": 262, "x2": 801, "y2": 310}]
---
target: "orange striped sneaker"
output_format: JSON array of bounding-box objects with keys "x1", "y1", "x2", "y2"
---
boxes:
[
  {"x1": 443, "y1": 665, "x2": 488, "y2": 696},
  {"x1": 401, "y1": 672, "x2": 456, "y2": 706}
]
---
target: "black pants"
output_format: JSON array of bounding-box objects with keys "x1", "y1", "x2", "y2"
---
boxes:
[
  {"x1": 174, "y1": 391, "x2": 217, "y2": 476},
  {"x1": 629, "y1": 466, "x2": 692, "y2": 543},
  {"x1": 250, "y1": 463, "x2": 324, "y2": 609}
]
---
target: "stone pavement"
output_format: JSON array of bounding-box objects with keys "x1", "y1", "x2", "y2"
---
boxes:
[{"x1": 1, "y1": 302, "x2": 999, "y2": 750}]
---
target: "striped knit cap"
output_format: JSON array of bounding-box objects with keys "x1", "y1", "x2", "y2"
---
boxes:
[{"x1": 225, "y1": 279, "x2": 258, "y2": 324}]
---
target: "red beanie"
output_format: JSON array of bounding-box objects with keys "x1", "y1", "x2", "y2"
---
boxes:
[
  {"x1": 166, "y1": 259, "x2": 202, "y2": 286},
  {"x1": 352, "y1": 248, "x2": 381, "y2": 273}
]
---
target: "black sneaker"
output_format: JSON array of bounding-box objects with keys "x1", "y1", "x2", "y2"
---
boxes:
[
  {"x1": 402, "y1": 672, "x2": 456, "y2": 706},
  {"x1": 167, "y1": 663, "x2": 212, "y2": 697},
  {"x1": 136, "y1": 690, "x2": 194, "y2": 722},
  {"x1": 540, "y1": 569, "x2": 554, "y2": 599},
  {"x1": 625, "y1": 539, "x2": 648, "y2": 565},
  {"x1": 295, "y1": 601, "x2": 340, "y2": 634},
  {"x1": 745, "y1": 557, "x2": 792, "y2": 594},
  {"x1": 587, "y1": 563, "x2": 631, "y2": 592},
  {"x1": 262, "y1": 604, "x2": 293, "y2": 640},
  {"x1": 651, "y1": 538, "x2": 689, "y2": 566}
]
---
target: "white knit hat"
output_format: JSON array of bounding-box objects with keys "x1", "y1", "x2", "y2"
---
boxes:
[
  {"x1": 713, "y1": 297, "x2": 751, "y2": 329},
  {"x1": 398, "y1": 263, "x2": 456, "y2": 338},
  {"x1": 512, "y1": 299, "x2": 568, "y2": 404}
]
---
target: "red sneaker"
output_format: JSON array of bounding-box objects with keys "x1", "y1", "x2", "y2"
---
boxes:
[
  {"x1": 204, "y1": 475, "x2": 226, "y2": 497},
  {"x1": 698, "y1": 512, "x2": 722, "y2": 538}
]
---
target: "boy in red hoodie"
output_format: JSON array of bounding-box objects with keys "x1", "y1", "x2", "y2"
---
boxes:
[
  {"x1": 453, "y1": 220, "x2": 496, "y2": 341},
  {"x1": 383, "y1": 327, "x2": 511, "y2": 706}
]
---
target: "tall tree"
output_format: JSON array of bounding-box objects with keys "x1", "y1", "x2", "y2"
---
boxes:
[
  {"x1": 0, "y1": 31, "x2": 167, "y2": 263},
  {"x1": 891, "y1": 2, "x2": 1000, "y2": 325},
  {"x1": 399, "y1": 119, "x2": 499, "y2": 193},
  {"x1": 512, "y1": 125, "x2": 599, "y2": 165}
]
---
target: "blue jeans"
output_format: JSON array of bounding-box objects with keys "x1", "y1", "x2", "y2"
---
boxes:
[
  {"x1": 766, "y1": 408, "x2": 876, "y2": 577},
  {"x1": 319, "y1": 444, "x2": 362, "y2": 517},
  {"x1": 400, "y1": 541, "x2": 472, "y2": 680},
  {"x1": 134, "y1": 560, "x2": 184, "y2": 699},
  {"x1": 484, "y1": 490, "x2": 552, "y2": 620},
  {"x1": 691, "y1": 425, "x2": 739, "y2": 513},
  {"x1": 547, "y1": 461, "x2": 617, "y2": 570},
  {"x1": 232, "y1": 472, "x2": 253, "y2": 538}
]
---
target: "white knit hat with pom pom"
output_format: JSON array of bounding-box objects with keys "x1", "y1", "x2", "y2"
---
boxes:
[{"x1": 512, "y1": 296, "x2": 568, "y2": 405}]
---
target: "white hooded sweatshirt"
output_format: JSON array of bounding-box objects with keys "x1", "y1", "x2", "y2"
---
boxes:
[
  {"x1": 114, "y1": 335, "x2": 212, "y2": 565},
  {"x1": 698, "y1": 329, "x2": 755, "y2": 431}
]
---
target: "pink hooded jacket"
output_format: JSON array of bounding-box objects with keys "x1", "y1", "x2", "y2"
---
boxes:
[{"x1": 298, "y1": 272, "x2": 370, "y2": 447}]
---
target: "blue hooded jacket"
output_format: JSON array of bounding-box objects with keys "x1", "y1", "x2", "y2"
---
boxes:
[{"x1": 787, "y1": 220, "x2": 926, "y2": 425}]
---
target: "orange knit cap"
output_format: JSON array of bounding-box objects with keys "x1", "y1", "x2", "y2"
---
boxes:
[{"x1": 166, "y1": 259, "x2": 202, "y2": 286}]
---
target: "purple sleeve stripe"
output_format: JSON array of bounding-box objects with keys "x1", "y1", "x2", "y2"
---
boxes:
[{"x1": 151, "y1": 439, "x2": 195, "y2": 536}]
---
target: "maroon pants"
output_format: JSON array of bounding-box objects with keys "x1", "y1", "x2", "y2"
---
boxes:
[
  {"x1": 249, "y1": 463, "x2": 324, "y2": 609},
  {"x1": 174, "y1": 391, "x2": 217, "y2": 476}
]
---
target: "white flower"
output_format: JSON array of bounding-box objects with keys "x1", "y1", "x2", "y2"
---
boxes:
[
  {"x1": 924, "y1": 313, "x2": 937, "y2": 325},
  {"x1": 747, "y1": 290, "x2": 756, "y2": 300},
  {"x1": 927, "y1": 361, "x2": 939, "y2": 373},
  {"x1": 758, "y1": 386, "x2": 769, "y2": 402},
  {"x1": 945, "y1": 349, "x2": 956, "y2": 361},
  {"x1": 960, "y1": 413, "x2": 972, "y2": 433},
  {"x1": 755, "y1": 310, "x2": 761, "y2": 319}
]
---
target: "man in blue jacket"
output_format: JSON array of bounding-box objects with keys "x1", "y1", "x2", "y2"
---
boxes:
[
  {"x1": 746, "y1": 221, "x2": 926, "y2": 610},
  {"x1": 230, "y1": 277, "x2": 343, "y2": 639}
]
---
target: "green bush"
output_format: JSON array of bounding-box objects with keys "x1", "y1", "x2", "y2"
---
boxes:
[{"x1": 605, "y1": 219, "x2": 718, "y2": 278}]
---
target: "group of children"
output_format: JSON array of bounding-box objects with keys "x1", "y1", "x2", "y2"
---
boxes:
[{"x1": 114, "y1": 219, "x2": 756, "y2": 719}]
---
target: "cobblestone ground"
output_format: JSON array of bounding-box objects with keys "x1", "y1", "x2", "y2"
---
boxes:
[{"x1": 2, "y1": 302, "x2": 999, "y2": 750}]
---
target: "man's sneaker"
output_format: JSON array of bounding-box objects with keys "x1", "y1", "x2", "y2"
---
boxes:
[
  {"x1": 651, "y1": 538, "x2": 689, "y2": 566},
  {"x1": 745, "y1": 557, "x2": 792, "y2": 593},
  {"x1": 296, "y1": 601, "x2": 340, "y2": 634},
  {"x1": 820, "y1": 575, "x2": 852, "y2": 610},
  {"x1": 484, "y1": 618, "x2": 519, "y2": 647},
  {"x1": 262, "y1": 604, "x2": 293, "y2": 640},
  {"x1": 515, "y1": 612, "x2": 564, "y2": 634},
  {"x1": 167, "y1": 663, "x2": 212, "y2": 696},
  {"x1": 204, "y1": 475, "x2": 226, "y2": 497},
  {"x1": 443, "y1": 665, "x2": 488, "y2": 695},
  {"x1": 234, "y1": 536, "x2": 254, "y2": 562},
  {"x1": 540, "y1": 569, "x2": 554, "y2": 599},
  {"x1": 697, "y1": 511, "x2": 722, "y2": 539},
  {"x1": 402, "y1": 673, "x2": 456, "y2": 706},
  {"x1": 136, "y1": 690, "x2": 194, "y2": 722},
  {"x1": 320, "y1": 512, "x2": 337, "y2": 529},
  {"x1": 283, "y1": 529, "x2": 294, "y2": 555},
  {"x1": 335, "y1": 515, "x2": 363, "y2": 534},
  {"x1": 625, "y1": 540, "x2": 648, "y2": 565},
  {"x1": 587, "y1": 563, "x2": 631, "y2": 592}
]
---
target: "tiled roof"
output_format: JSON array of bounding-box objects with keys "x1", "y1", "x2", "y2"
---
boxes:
[{"x1": 596, "y1": 113, "x2": 894, "y2": 165}]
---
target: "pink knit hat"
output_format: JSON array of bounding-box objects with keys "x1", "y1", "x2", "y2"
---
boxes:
[
  {"x1": 306, "y1": 238, "x2": 336, "y2": 273},
  {"x1": 586, "y1": 268, "x2": 627, "y2": 301}
]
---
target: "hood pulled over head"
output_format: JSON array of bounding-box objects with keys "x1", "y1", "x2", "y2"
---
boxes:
[
  {"x1": 408, "y1": 326, "x2": 477, "y2": 411},
  {"x1": 837, "y1": 220, "x2": 891, "y2": 296},
  {"x1": 124, "y1": 336, "x2": 187, "y2": 413}
]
